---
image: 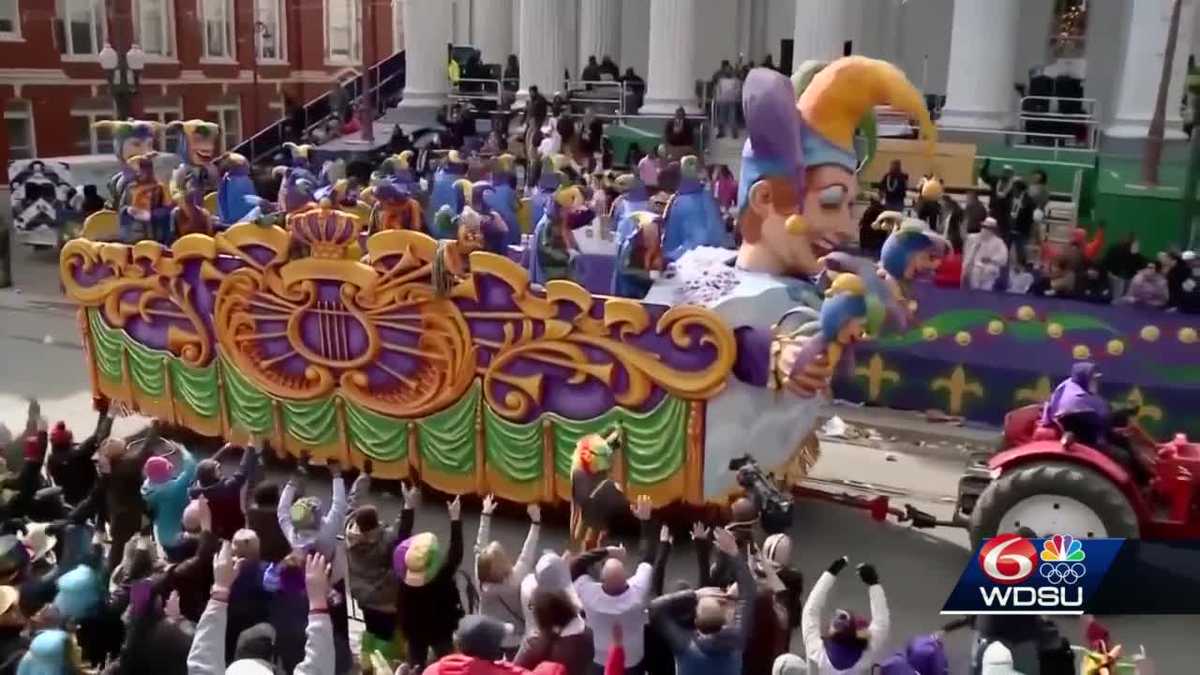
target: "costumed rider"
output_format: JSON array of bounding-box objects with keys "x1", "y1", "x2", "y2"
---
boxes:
[
  {"x1": 610, "y1": 174, "x2": 652, "y2": 240},
  {"x1": 94, "y1": 120, "x2": 161, "y2": 211},
  {"x1": 427, "y1": 150, "x2": 469, "y2": 229},
  {"x1": 170, "y1": 172, "x2": 216, "y2": 238},
  {"x1": 167, "y1": 120, "x2": 220, "y2": 196},
  {"x1": 642, "y1": 57, "x2": 935, "y2": 499},
  {"x1": 243, "y1": 166, "x2": 318, "y2": 227},
  {"x1": 370, "y1": 150, "x2": 417, "y2": 187},
  {"x1": 281, "y1": 142, "x2": 316, "y2": 171},
  {"x1": 611, "y1": 211, "x2": 665, "y2": 299},
  {"x1": 528, "y1": 185, "x2": 595, "y2": 285},
  {"x1": 485, "y1": 153, "x2": 521, "y2": 246},
  {"x1": 370, "y1": 177, "x2": 424, "y2": 233},
  {"x1": 568, "y1": 427, "x2": 629, "y2": 550},
  {"x1": 1040, "y1": 362, "x2": 1151, "y2": 484},
  {"x1": 214, "y1": 152, "x2": 257, "y2": 226},
  {"x1": 660, "y1": 155, "x2": 727, "y2": 262},
  {"x1": 529, "y1": 155, "x2": 568, "y2": 230}
]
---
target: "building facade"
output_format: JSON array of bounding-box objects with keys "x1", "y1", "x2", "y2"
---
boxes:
[{"x1": 0, "y1": 0, "x2": 399, "y2": 174}]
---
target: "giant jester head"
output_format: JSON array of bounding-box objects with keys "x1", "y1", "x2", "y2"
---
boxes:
[
  {"x1": 95, "y1": 120, "x2": 162, "y2": 167},
  {"x1": 737, "y1": 57, "x2": 934, "y2": 278},
  {"x1": 168, "y1": 120, "x2": 220, "y2": 167}
]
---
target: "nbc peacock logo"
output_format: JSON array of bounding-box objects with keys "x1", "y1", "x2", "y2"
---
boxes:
[{"x1": 1039, "y1": 534, "x2": 1087, "y2": 585}]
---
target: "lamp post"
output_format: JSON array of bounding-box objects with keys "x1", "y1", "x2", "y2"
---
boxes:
[
  {"x1": 98, "y1": 43, "x2": 146, "y2": 120},
  {"x1": 252, "y1": 21, "x2": 272, "y2": 161}
]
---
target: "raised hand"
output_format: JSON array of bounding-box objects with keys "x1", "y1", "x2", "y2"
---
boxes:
[
  {"x1": 401, "y1": 482, "x2": 420, "y2": 510},
  {"x1": 857, "y1": 562, "x2": 879, "y2": 586},
  {"x1": 631, "y1": 494, "x2": 653, "y2": 521},
  {"x1": 527, "y1": 502, "x2": 541, "y2": 524},
  {"x1": 482, "y1": 493, "x2": 497, "y2": 515},
  {"x1": 213, "y1": 541, "x2": 237, "y2": 591},
  {"x1": 828, "y1": 555, "x2": 849, "y2": 576},
  {"x1": 164, "y1": 591, "x2": 182, "y2": 620},
  {"x1": 690, "y1": 522, "x2": 709, "y2": 541},
  {"x1": 660, "y1": 524, "x2": 672, "y2": 544},
  {"x1": 448, "y1": 495, "x2": 462, "y2": 521},
  {"x1": 304, "y1": 552, "x2": 332, "y2": 610},
  {"x1": 713, "y1": 527, "x2": 738, "y2": 556}
]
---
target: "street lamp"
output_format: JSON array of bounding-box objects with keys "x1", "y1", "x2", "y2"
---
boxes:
[
  {"x1": 98, "y1": 43, "x2": 146, "y2": 120},
  {"x1": 252, "y1": 21, "x2": 271, "y2": 160}
]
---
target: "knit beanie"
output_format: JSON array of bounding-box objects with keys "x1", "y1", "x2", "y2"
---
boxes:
[
  {"x1": 454, "y1": 615, "x2": 508, "y2": 661},
  {"x1": 394, "y1": 532, "x2": 441, "y2": 587},
  {"x1": 143, "y1": 456, "x2": 173, "y2": 484}
]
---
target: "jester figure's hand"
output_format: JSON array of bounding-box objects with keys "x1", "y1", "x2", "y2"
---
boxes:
[{"x1": 775, "y1": 336, "x2": 834, "y2": 398}]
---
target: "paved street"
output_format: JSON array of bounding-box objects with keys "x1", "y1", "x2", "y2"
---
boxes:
[{"x1": 1, "y1": 247, "x2": 1196, "y2": 673}]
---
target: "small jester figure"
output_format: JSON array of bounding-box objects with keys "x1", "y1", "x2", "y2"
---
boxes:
[
  {"x1": 660, "y1": 155, "x2": 727, "y2": 262},
  {"x1": 118, "y1": 152, "x2": 173, "y2": 243},
  {"x1": 243, "y1": 166, "x2": 318, "y2": 227},
  {"x1": 485, "y1": 153, "x2": 521, "y2": 246},
  {"x1": 370, "y1": 150, "x2": 417, "y2": 188},
  {"x1": 529, "y1": 154, "x2": 569, "y2": 230},
  {"x1": 170, "y1": 173, "x2": 216, "y2": 238},
  {"x1": 431, "y1": 205, "x2": 489, "y2": 296},
  {"x1": 610, "y1": 173, "x2": 652, "y2": 240},
  {"x1": 775, "y1": 273, "x2": 876, "y2": 387},
  {"x1": 569, "y1": 427, "x2": 628, "y2": 550},
  {"x1": 611, "y1": 211, "x2": 664, "y2": 299},
  {"x1": 166, "y1": 119, "x2": 220, "y2": 196},
  {"x1": 427, "y1": 150, "x2": 469, "y2": 227},
  {"x1": 528, "y1": 185, "x2": 595, "y2": 285},
  {"x1": 461, "y1": 180, "x2": 510, "y2": 254},
  {"x1": 643, "y1": 58, "x2": 934, "y2": 499},
  {"x1": 281, "y1": 142, "x2": 316, "y2": 171},
  {"x1": 93, "y1": 120, "x2": 161, "y2": 210},
  {"x1": 214, "y1": 152, "x2": 257, "y2": 226},
  {"x1": 369, "y1": 178, "x2": 424, "y2": 233}
]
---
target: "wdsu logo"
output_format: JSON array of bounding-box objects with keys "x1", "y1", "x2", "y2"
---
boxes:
[
  {"x1": 978, "y1": 534, "x2": 1086, "y2": 610},
  {"x1": 942, "y1": 535, "x2": 1122, "y2": 616}
]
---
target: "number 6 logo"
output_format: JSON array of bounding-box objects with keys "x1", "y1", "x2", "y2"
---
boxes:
[{"x1": 978, "y1": 534, "x2": 1038, "y2": 585}]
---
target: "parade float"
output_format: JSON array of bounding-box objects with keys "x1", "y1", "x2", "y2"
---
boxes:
[{"x1": 59, "y1": 56, "x2": 942, "y2": 509}]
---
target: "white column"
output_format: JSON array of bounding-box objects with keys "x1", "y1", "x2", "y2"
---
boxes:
[
  {"x1": 398, "y1": 0, "x2": 453, "y2": 111},
  {"x1": 939, "y1": 0, "x2": 1022, "y2": 129},
  {"x1": 640, "y1": 0, "x2": 699, "y2": 114},
  {"x1": 579, "y1": 0, "x2": 621, "y2": 71},
  {"x1": 1108, "y1": 0, "x2": 1196, "y2": 140},
  {"x1": 473, "y1": 0, "x2": 512, "y2": 66},
  {"x1": 518, "y1": 0, "x2": 567, "y2": 96},
  {"x1": 791, "y1": 0, "x2": 853, "y2": 64}
]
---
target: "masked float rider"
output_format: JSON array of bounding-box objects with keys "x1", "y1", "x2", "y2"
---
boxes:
[
  {"x1": 459, "y1": 180, "x2": 510, "y2": 254},
  {"x1": 485, "y1": 154, "x2": 521, "y2": 246},
  {"x1": 611, "y1": 174, "x2": 652, "y2": 241},
  {"x1": 369, "y1": 178, "x2": 424, "y2": 233},
  {"x1": 167, "y1": 120, "x2": 220, "y2": 197},
  {"x1": 660, "y1": 155, "x2": 727, "y2": 262},
  {"x1": 94, "y1": 120, "x2": 161, "y2": 211},
  {"x1": 611, "y1": 211, "x2": 665, "y2": 300},
  {"x1": 281, "y1": 142, "x2": 316, "y2": 172},
  {"x1": 428, "y1": 150, "x2": 469, "y2": 230},
  {"x1": 642, "y1": 58, "x2": 935, "y2": 499},
  {"x1": 215, "y1": 152, "x2": 257, "y2": 226},
  {"x1": 243, "y1": 166, "x2": 318, "y2": 227}
]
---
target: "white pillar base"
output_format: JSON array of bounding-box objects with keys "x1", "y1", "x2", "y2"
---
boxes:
[
  {"x1": 1105, "y1": 119, "x2": 1188, "y2": 141},
  {"x1": 938, "y1": 108, "x2": 1014, "y2": 131},
  {"x1": 639, "y1": 98, "x2": 701, "y2": 116},
  {"x1": 397, "y1": 90, "x2": 448, "y2": 111}
]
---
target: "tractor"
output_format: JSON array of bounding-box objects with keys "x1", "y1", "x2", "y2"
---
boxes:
[{"x1": 957, "y1": 404, "x2": 1200, "y2": 544}]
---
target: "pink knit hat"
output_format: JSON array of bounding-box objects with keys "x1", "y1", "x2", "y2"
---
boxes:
[{"x1": 143, "y1": 456, "x2": 173, "y2": 484}]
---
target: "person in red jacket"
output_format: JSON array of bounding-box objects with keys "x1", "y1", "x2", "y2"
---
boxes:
[
  {"x1": 934, "y1": 244, "x2": 963, "y2": 288},
  {"x1": 423, "y1": 615, "x2": 567, "y2": 675}
]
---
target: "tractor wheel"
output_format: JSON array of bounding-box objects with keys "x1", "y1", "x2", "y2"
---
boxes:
[{"x1": 969, "y1": 462, "x2": 1139, "y2": 547}]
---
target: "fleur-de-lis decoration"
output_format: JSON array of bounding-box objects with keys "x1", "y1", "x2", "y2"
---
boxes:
[
  {"x1": 931, "y1": 365, "x2": 983, "y2": 416},
  {"x1": 853, "y1": 354, "x2": 900, "y2": 402},
  {"x1": 1121, "y1": 387, "x2": 1163, "y2": 423},
  {"x1": 1015, "y1": 376, "x2": 1053, "y2": 405}
]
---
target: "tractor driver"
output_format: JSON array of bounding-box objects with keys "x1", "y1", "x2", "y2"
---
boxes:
[{"x1": 1041, "y1": 362, "x2": 1151, "y2": 484}]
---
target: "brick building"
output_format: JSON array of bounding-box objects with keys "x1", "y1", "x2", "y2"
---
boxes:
[{"x1": 0, "y1": 0, "x2": 401, "y2": 177}]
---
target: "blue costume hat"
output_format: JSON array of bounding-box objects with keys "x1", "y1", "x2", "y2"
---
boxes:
[{"x1": 879, "y1": 219, "x2": 949, "y2": 281}]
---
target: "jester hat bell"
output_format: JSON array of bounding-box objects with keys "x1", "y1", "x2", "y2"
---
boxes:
[{"x1": 738, "y1": 56, "x2": 935, "y2": 213}]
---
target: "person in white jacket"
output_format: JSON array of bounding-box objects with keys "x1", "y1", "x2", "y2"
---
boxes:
[
  {"x1": 187, "y1": 542, "x2": 335, "y2": 675},
  {"x1": 801, "y1": 556, "x2": 889, "y2": 675},
  {"x1": 980, "y1": 641, "x2": 1024, "y2": 675},
  {"x1": 474, "y1": 493, "x2": 542, "y2": 655}
]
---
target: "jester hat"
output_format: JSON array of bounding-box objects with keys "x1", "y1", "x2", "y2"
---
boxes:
[
  {"x1": 375, "y1": 150, "x2": 416, "y2": 185},
  {"x1": 94, "y1": 120, "x2": 162, "y2": 164},
  {"x1": 820, "y1": 274, "x2": 870, "y2": 343},
  {"x1": 738, "y1": 56, "x2": 934, "y2": 213},
  {"x1": 442, "y1": 149, "x2": 468, "y2": 175},
  {"x1": 271, "y1": 166, "x2": 319, "y2": 212},
  {"x1": 166, "y1": 119, "x2": 220, "y2": 165},
  {"x1": 879, "y1": 218, "x2": 949, "y2": 282},
  {"x1": 282, "y1": 142, "x2": 316, "y2": 169}
]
